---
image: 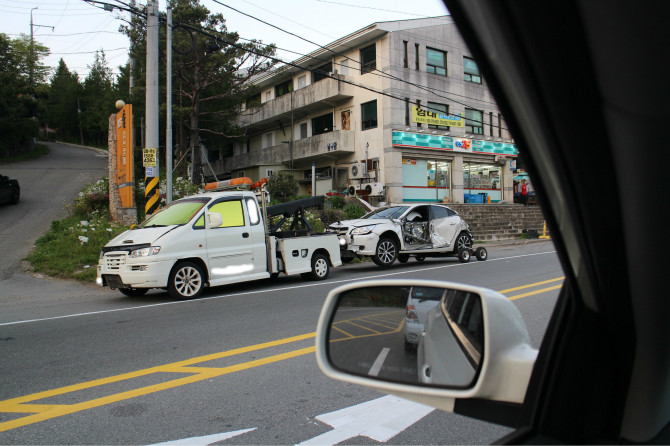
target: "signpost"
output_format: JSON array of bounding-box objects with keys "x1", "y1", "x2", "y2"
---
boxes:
[{"x1": 115, "y1": 104, "x2": 134, "y2": 208}]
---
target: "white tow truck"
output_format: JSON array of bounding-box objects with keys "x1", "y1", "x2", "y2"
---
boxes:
[{"x1": 97, "y1": 184, "x2": 342, "y2": 299}]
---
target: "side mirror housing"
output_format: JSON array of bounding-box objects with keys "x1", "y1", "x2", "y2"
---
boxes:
[
  {"x1": 206, "y1": 212, "x2": 223, "y2": 228},
  {"x1": 315, "y1": 280, "x2": 537, "y2": 413}
]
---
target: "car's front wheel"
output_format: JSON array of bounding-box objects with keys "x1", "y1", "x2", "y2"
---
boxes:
[
  {"x1": 168, "y1": 261, "x2": 205, "y2": 300},
  {"x1": 372, "y1": 237, "x2": 398, "y2": 267}
]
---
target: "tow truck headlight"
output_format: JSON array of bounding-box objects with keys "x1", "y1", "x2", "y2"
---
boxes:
[
  {"x1": 129, "y1": 246, "x2": 161, "y2": 258},
  {"x1": 351, "y1": 225, "x2": 375, "y2": 236}
]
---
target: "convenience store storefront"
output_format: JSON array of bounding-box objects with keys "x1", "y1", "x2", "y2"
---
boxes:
[{"x1": 392, "y1": 130, "x2": 518, "y2": 203}]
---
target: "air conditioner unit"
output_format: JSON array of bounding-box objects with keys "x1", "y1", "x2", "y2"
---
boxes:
[
  {"x1": 350, "y1": 162, "x2": 367, "y2": 179},
  {"x1": 362, "y1": 182, "x2": 385, "y2": 196}
]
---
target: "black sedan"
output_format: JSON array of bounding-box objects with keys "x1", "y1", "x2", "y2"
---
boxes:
[{"x1": 0, "y1": 174, "x2": 20, "y2": 205}]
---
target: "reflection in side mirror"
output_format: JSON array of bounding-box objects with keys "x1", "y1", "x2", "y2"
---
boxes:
[{"x1": 327, "y1": 285, "x2": 484, "y2": 389}]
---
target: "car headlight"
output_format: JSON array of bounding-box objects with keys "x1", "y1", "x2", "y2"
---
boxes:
[
  {"x1": 129, "y1": 246, "x2": 161, "y2": 258},
  {"x1": 351, "y1": 225, "x2": 375, "y2": 236}
]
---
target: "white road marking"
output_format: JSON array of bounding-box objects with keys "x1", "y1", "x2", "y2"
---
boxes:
[
  {"x1": 298, "y1": 395, "x2": 434, "y2": 445},
  {"x1": 147, "y1": 427, "x2": 256, "y2": 445},
  {"x1": 0, "y1": 251, "x2": 556, "y2": 326},
  {"x1": 368, "y1": 347, "x2": 390, "y2": 377}
]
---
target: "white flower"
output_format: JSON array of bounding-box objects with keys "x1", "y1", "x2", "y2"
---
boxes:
[
  {"x1": 80, "y1": 221, "x2": 89, "y2": 226},
  {"x1": 106, "y1": 228, "x2": 113, "y2": 232},
  {"x1": 78, "y1": 236, "x2": 89, "y2": 244}
]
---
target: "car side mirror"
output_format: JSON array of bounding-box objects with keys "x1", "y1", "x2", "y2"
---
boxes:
[
  {"x1": 315, "y1": 280, "x2": 537, "y2": 412},
  {"x1": 206, "y1": 212, "x2": 223, "y2": 228}
]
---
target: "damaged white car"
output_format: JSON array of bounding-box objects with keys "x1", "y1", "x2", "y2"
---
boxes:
[{"x1": 328, "y1": 204, "x2": 485, "y2": 267}]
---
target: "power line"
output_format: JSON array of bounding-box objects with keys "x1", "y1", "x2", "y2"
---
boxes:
[{"x1": 315, "y1": 0, "x2": 448, "y2": 18}]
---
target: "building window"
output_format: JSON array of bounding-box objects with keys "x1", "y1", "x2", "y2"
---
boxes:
[
  {"x1": 464, "y1": 56, "x2": 481, "y2": 83},
  {"x1": 405, "y1": 98, "x2": 410, "y2": 126},
  {"x1": 275, "y1": 79, "x2": 292, "y2": 98},
  {"x1": 360, "y1": 44, "x2": 376, "y2": 74},
  {"x1": 297, "y1": 75, "x2": 306, "y2": 89},
  {"x1": 312, "y1": 62, "x2": 332, "y2": 83},
  {"x1": 339, "y1": 59, "x2": 348, "y2": 75},
  {"x1": 300, "y1": 122, "x2": 308, "y2": 139},
  {"x1": 465, "y1": 108, "x2": 484, "y2": 135},
  {"x1": 416, "y1": 99, "x2": 422, "y2": 128},
  {"x1": 262, "y1": 132, "x2": 274, "y2": 149},
  {"x1": 246, "y1": 93, "x2": 261, "y2": 108},
  {"x1": 341, "y1": 111, "x2": 351, "y2": 130},
  {"x1": 266, "y1": 169, "x2": 275, "y2": 177},
  {"x1": 426, "y1": 47, "x2": 447, "y2": 76},
  {"x1": 489, "y1": 112, "x2": 494, "y2": 136},
  {"x1": 403, "y1": 41, "x2": 408, "y2": 68},
  {"x1": 361, "y1": 100, "x2": 378, "y2": 130},
  {"x1": 312, "y1": 113, "x2": 333, "y2": 136},
  {"x1": 498, "y1": 113, "x2": 502, "y2": 137},
  {"x1": 415, "y1": 43, "x2": 420, "y2": 70},
  {"x1": 427, "y1": 102, "x2": 449, "y2": 130}
]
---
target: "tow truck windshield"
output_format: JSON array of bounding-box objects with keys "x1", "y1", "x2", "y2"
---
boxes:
[{"x1": 139, "y1": 198, "x2": 209, "y2": 228}]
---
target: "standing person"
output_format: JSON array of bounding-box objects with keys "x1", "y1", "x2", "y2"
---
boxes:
[{"x1": 521, "y1": 179, "x2": 529, "y2": 205}]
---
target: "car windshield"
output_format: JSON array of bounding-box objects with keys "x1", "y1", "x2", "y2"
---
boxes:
[
  {"x1": 363, "y1": 206, "x2": 410, "y2": 220},
  {"x1": 138, "y1": 198, "x2": 209, "y2": 228}
]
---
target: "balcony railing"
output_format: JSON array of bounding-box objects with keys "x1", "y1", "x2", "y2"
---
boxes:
[
  {"x1": 221, "y1": 130, "x2": 355, "y2": 171},
  {"x1": 239, "y1": 77, "x2": 353, "y2": 128}
]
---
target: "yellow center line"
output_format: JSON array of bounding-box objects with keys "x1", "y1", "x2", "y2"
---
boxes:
[{"x1": 0, "y1": 277, "x2": 564, "y2": 432}]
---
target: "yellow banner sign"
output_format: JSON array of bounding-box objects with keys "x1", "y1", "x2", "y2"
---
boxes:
[
  {"x1": 143, "y1": 148, "x2": 158, "y2": 168},
  {"x1": 115, "y1": 104, "x2": 134, "y2": 208},
  {"x1": 413, "y1": 107, "x2": 464, "y2": 127}
]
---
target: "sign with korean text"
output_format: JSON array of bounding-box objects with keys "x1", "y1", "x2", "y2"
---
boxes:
[
  {"x1": 412, "y1": 107, "x2": 464, "y2": 127},
  {"x1": 143, "y1": 148, "x2": 158, "y2": 168},
  {"x1": 115, "y1": 104, "x2": 134, "y2": 208}
]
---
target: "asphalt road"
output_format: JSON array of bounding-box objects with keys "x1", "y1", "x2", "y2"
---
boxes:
[{"x1": 0, "y1": 241, "x2": 561, "y2": 445}]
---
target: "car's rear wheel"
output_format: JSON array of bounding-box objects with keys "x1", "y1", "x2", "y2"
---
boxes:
[
  {"x1": 372, "y1": 237, "x2": 398, "y2": 267},
  {"x1": 119, "y1": 287, "x2": 149, "y2": 297},
  {"x1": 302, "y1": 253, "x2": 330, "y2": 281},
  {"x1": 10, "y1": 188, "x2": 19, "y2": 204},
  {"x1": 456, "y1": 232, "x2": 473, "y2": 252},
  {"x1": 168, "y1": 261, "x2": 205, "y2": 300}
]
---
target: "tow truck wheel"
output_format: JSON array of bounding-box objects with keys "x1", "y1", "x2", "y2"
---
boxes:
[
  {"x1": 398, "y1": 254, "x2": 409, "y2": 263},
  {"x1": 415, "y1": 256, "x2": 426, "y2": 262},
  {"x1": 303, "y1": 253, "x2": 330, "y2": 281},
  {"x1": 372, "y1": 237, "x2": 398, "y2": 267},
  {"x1": 475, "y1": 247, "x2": 488, "y2": 261},
  {"x1": 168, "y1": 261, "x2": 205, "y2": 300},
  {"x1": 119, "y1": 287, "x2": 148, "y2": 297},
  {"x1": 458, "y1": 248, "x2": 471, "y2": 263}
]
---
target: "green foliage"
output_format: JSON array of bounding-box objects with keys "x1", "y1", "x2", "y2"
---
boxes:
[
  {"x1": 327, "y1": 195, "x2": 346, "y2": 210},
  {"x1": 269, "y1": 210, "x2": 325, "y2": 233},
  {"x1": 81, "y1": 51, "x2": 117, "y2": 147},
  {"x1": 321, "y1": 208, "x2": 345, "y2": 225},
  {"x1": 267, "y1": 171, "x2": 299, "y2": 203},
  {"x1": 0, "y1": 143, "x2": 48, "y2": 163},
  {"x1": 344, "y1": 203, "x2": 367, "y2": 220},
  {"x1": 27, "y1": 179, "x2": 130, "y2": 282},
  {"x1": 46, "y1": 59, "x2": 82, "y2": 143}
]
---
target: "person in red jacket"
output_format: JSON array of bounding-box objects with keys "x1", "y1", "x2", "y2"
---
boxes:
[{"x1": 521, "y1": 179, "x2": 529, "y2": 205}]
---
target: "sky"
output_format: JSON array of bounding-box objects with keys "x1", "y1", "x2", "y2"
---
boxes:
[{"x1": 1, "y1": 0, "x2": 449, "y2": 81}]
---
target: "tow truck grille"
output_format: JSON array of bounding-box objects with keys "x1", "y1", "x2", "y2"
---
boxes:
[{"x1": 105, "y1": 254, "x2": 126, "y2": 270}]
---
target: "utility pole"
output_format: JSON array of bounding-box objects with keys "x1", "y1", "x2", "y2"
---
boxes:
[
  {"x1": 129, "y1": 0, "x2": 136, "y2": 148},
  {"x1": 29, "y1": 7, "x2": 53, "y2": 89},
  {"x1": 166, "y1": 6, "x2": 173, "y2": 204},
  {"x1": 144, "y1": 0, "x2": 160, "y2": 216}
]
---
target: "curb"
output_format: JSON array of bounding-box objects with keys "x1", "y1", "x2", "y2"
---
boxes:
[{"x1": 55, "y1": 141, "x2": 109, "y2": 156}]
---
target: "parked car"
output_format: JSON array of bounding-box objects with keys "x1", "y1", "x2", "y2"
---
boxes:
[
  {"x1": 403, "y1": 286, "x2": 444, "y2": 351},
  {"x1": 328, "y1": 203, "x2": 478, "y2": 267},
  {"x1": 0, "y1": 174, "x2": 20, "y2": 205},
  {"x1": 315, "y1": 0, "x2": 670, "y2": 444}
]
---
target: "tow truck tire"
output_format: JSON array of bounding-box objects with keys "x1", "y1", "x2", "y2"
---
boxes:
[
  {"x1": 372, "y1": 237, "x2": 398, "y2": 267},
  {"x1": 475, "y1": 247, "x2": 488, "y2": 261},
  {"x1": 458, "y1": 248, "x2": 471, "y2": 263},
  {"x1": 168, "y1": 261, "x2": 205, "y2": 300},
  {"x1": 398, "y1": 254, "x2": 409, "y2": 263},
  {"x1": 119, "y1": 287, "x2": 148, "y2": 297},
  {"x1": 302, "y1": 253, "x2": 330, "y2": 281},
  {"x1": 415, "y1": 256, "x2": 426, "y2": 262}
]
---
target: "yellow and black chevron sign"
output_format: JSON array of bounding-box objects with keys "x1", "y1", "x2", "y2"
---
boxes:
[{"x1": 145, "y1": 176, "x2": 160, "y2": 216}]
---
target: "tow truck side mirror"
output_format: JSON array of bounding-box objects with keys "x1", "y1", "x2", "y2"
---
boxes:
[
  {"x1": 206, "y1": 212, "x2": 223, "y2": 228},
  {"x1": 315, "y1": 279, "x2": 538, "y2": 416}
]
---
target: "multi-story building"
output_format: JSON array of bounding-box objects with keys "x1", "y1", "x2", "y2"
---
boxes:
[{"x1": 216, "y1": 16, "x2": 519, "y2": 204}]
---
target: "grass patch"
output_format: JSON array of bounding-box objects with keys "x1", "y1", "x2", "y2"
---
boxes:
[
  {"x1": 0, "y1": 143, "x2": 49, "y2": 164},
  {"x1": 26, "y1": 212, "x2": 129, "y2": 282}
]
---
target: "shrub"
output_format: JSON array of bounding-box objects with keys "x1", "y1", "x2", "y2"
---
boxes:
[
  {"x1": 321, "y1": 208, "x2": 345, "y2": 225},
  {"x1": 327, "y1": 195, "x2": 346, "y2": 210},
  {"x1": 344, "y1": 203, "x2": 367, "y2": 220},
  {"x1": 267, "y1": 171, "x2": 298, "y2": 203},
  {"x1": 71, "y1": 177, "x2": 109, "y2": 216}
]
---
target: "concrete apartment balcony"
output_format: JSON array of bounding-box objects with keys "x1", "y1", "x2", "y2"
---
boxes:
[
  {"x1": 223, "y1": 130, "x2": 355, "y2": 171},
  {"x1": 239, "y1": 77, "x2": 354, "y2": 132}
]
